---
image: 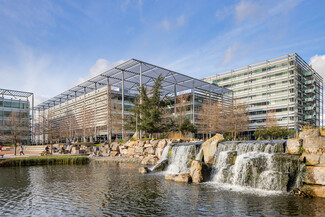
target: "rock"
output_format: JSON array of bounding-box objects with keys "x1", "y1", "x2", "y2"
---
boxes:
[
  {"x1": 110, "y1": 151, "x2": 119, "y2": 157},
  {"x1": 320, "y1": 155, "x2": 325, "y2": 165},
  {"x1": 111, "y1": 142, "x2": 120, "y2": 151},
  {"x1": 146, "y1": 141, "x2": 150, "y2": 144},
  {"x1": 286, "y1": 139, "x2": 303, "y2": 155},
  {"x1": 128, "y1": 147, "x2": 136, "y2": 156},
  {"x1": 190, "y1": 160, "x2": 204, "y2": 183},
  {"x1": 139, "y1": 167, "x2": 150, "y2": 174},
  {"x1": 202, "y1": 134, "x2": 224, "y2": 165},
  {"x1": 151, "y1": 140, "x2": 159, "y2": 148},
  {"x1": 155, "y1": 147, "x2": 164, "y2": 159},
  {"x1": 174, "y1": 173, "x2": 192, "y2": 183},
  {"x1": 165, "y1": 174, "x2": 177, "y2": 181},
  {"x1": 300, "y1": 154, "x2": 320, "y2": 165},
  {"x1": 302, "y1": 137, "x2": 325, "y2": 155},
  {"x1": 300, "y1": 185, "x2": 325, "y2": 198},
  {"x1": 144, "y1": 147, "x2": 155, "y2": 155},
  {"x1": 141, "y1": 156, "x2": 158, "y2": 165},
  {"x1": 128, "y1": 141, "x2": 138, "y2": 147},
  {"x1": 299, "y1": 129, "x2": 320, "y2": 139},
  {"x1": 304, "y1": 166, "x2": 325, "y2": 185},
  {"x1": 190, "y1": 160, "x2": 211, "y2": 183},
  {"x1": 144, "y1": 144, "x2": 153, "y2": 148},
  {"x1": 138, "y1": 141, "x2": 145, "y2": 147},
  {"x1": 158, "y1": 140, "x2": 167, "y2": 149},
  {"x1": 152, "y1": 159, "x2": 168, "y2": 171},
  {"x1": 135, "y1": 147, "x2": 145, "y2": 154}
]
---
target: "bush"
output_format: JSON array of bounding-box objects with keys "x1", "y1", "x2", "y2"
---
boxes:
[{"x1": 0, "y1": 155, "x2": 89, "y2": 167}]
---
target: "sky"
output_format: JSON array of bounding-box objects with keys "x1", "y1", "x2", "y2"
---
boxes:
[{"x1": 1, "y1": 0, "x2": 325, "y2": 105}]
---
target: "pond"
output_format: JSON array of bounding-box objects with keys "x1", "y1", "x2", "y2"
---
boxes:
[{"x1": 0, "y1": 161, "x2": 324, "y2": 216}]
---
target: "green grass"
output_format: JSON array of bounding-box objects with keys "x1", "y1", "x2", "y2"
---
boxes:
[{"x1": 0, "y1": 155, "x2": 89, "y2": 167}]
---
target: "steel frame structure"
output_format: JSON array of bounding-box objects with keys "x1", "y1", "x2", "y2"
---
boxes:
[{"x1": 34, "y1": 59, "x2": 232, "y2": 143}]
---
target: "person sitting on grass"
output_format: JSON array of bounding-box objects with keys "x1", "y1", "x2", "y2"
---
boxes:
[{"x1": 45, "y1": 146, "x2": 50, "y2": 154}]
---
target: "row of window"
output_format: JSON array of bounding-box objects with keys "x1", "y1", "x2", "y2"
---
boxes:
[
  {"x1": 215, "y1": 62, "x2": 291, "y2": 83},
  {"x1": 0, "y1": 101, "x2": 29, "y2": 109}
]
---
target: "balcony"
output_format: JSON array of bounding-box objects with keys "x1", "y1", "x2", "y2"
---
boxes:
[
  {"x1": 305, "y1": 88, "x2": 315, "y2": 94},
  {"x1": 305, "y1": 97, "x2": 314, "y2": 102},
  {"x1": 303, "y1": 71, "x2": 314, "y2": 76},
  {"x1": 305, "y1": 79, "x2": 314, "y2": 85},
  {"x1": 305, "y1": 115, "x2": 314, "y2": 119},
  {"x1": 304, "y1": 106, "x2": 314, "y2": 111}
]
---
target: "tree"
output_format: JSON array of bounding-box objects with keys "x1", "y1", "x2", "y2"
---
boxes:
[
  {"x1": 265, "y1": 110, "x2": 277, "y2": 128},
  {"x1": 4, "y1": 111, "x2": 30, "y2": 155},
  {"x1": 180, "y1": 118, "x2": 197, "y2": 136},
  {"x1": 133, "y1": 74, "x2": 168, "y2": 138},
  {"x1": 226, "y1": 99, "x2": 249, "y2": 140}
]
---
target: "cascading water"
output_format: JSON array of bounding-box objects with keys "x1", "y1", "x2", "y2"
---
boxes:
[
  {"x1": 165, "y1": 142, "x2": 201, "y2": 174},
  {"x1": 212, "y1": 141, "x2": 300, "y2": 192}
]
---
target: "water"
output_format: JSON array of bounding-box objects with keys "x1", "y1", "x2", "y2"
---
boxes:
[
  {"x1": 212, "y1": 141, "x2": 301, "y2": 191},
  {"x1": 1, "y1": 162, "x2": 325, "y2": 216},
  {"x1": 165, "y1": 143, "x2": 200, "y2": 174}
]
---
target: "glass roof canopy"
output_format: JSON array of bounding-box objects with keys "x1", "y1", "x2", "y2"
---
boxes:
[
  {"x1": 35, "y1": 59, "x2": 231, "y2": 110},
  {"x1": 0, "y1": 88, "x2": 33, "y2": 98}
]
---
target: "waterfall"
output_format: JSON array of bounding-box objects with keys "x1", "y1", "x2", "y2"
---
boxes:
[
  {"x1": 212, "y1": 141, "x2": 300, "y2": 192},
  {"x1": 165, "y1": 142, "x2": 201, "y2": 174}
]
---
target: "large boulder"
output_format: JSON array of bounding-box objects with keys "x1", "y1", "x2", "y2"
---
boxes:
[
  {"x1": 300, "y1": 154, "x2": 320, "y2": 165},
  {"x1": 300, "y1": 185, "x2": 325, "y2": 198},
  {"x1": 304, "y1": 166, "x2": 325, "y2": 185},
  {"x1": 155, "y1": 147, "x2": 164, "y2": 159},
  {"x1": 138, "y1": 141, "x2": 145, "y2": 147},
  {"x1": 174, "y1": 173, "x2": 192, "y2": 183},
  {"x1": 286, "y1": 139, "x2": 303, "y2": 155},
  {"x1": 299, "y1": 129, "x2": 320, "y2": 139},
  {"x1": 302, "y1": 137, "x2": 325, "y2": 155},
  {"x1": 190, "y1": 160, "x2": 211, "y2": 183},
  {"x1": 144, "y1": 143, "x2": 153, "y2": 148},
  {"x1": 165, "y1": 174, "x2": 177, "y2": 181},
  {"x1": 135, "y1": 147, "x2": 145, "y2": 155},
  {"x1": 202, "y1": 134, "x2": 224, "y2": 165}
]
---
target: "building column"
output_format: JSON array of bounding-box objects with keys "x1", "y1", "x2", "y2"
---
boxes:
[
  {"x1": 122, "y1": 70, "x2": 125, "y2": 140},
  {"x1": 139, "y1": 63, "x2": 142, "y2": 139},
  {"x1": 107, "y1": 77, "x2": 112, "y2": 143},
  {"x1": 192, "y1": 80, "x2": 195, "y2": 124},
  {"x1": 94, "y1": 82, "x2": 97, "y2": 141}
]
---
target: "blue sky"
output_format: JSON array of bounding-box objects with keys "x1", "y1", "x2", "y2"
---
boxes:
[{"x1": 1, "y1": 0, "x2": 325, "y2": 104}]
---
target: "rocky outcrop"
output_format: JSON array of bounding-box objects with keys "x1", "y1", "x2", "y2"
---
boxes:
[
  {"x1": 202, "y1": 134, "x2": 224, "y2": 165},
  {"x1": 286, "y1": 139, "x2": 303, "y2": 155},
  {"x1": 287, "y1": 129, "x2": 325, "y2": 198}
]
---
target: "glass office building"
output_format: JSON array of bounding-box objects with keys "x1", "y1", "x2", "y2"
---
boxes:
[
  {"x1": 0, "y1": 88, "x2": 34, "y2": 145},
  {"x1": 202, "y1": 53, "x2": 323, "y2": 134}
]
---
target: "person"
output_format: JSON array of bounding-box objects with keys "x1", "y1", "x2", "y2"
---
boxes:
[
  {"x1": 0, "y1": 145, "x2": 2, "y2": 152},
  {"x1": 45, "y1": 145, "x2": 49, "y2": 153},
  {"x1": 61, "y1": 144, "x2": 65, "y2": 154},
  {"x1": 20, "y1": 145, "x2": 24, "y2": 156}
]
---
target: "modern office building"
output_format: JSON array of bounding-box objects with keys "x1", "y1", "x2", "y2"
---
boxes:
[
  {"x1": 0, "y1": 88, "x2": 34, "y2": 145},
  {"x1": 202, "y1": 53, "x2": 323, "y2": 134},
  {"x1": 34, "y1": 59, "x2": 231, "y2": 144}
]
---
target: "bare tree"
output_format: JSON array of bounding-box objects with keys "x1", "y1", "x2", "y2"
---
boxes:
[
  {"x1": 4, "y1": 111, "x2": 30, "y2": 155},
  {"x1": 265, "y1": 109, "x2": 278, "y2": 128},
  {"x1": 112, "y1": 98, "x2": 122, "y2": 141},
  {"x1": 226, "y1": 99, "x2": 249, "y2": 140}
]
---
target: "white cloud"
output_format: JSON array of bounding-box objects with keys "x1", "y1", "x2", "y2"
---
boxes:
[
  {"x1": 76, "y1": 59, "x2": 125, "y2": 84},
  {"x1": 177, "y1": 15, "x2": 185, "y2": 26},
  {"x1": 235, "y1": 0, "x2": 262, "y2": 24},
  {"x1": 310, "y1": 54, "x2": 325, "y2": 78},
  {"x1": 215, "y1": 6, "x2": 233, "y2": 21},
  {"x1": 162, "y1": 19, "x2": 170, "y2": 31},
  {"x1": 160, "y1": 15, "x2": 186, "y2": 31},
  {"x1": 222, "y1": 42, "x2": 241, "y2": 65}
]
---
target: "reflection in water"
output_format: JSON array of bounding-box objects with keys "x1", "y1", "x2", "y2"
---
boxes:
[{"x1": 0, "y1": 162, "x2": 325, "y2": 216}]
